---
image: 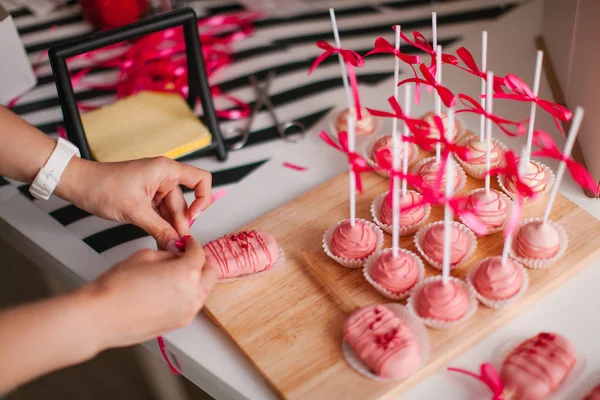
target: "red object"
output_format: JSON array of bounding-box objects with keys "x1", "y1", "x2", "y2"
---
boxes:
[
  {"x1": 80, "y1": 0, "x2": 149, "y2": 31},
  {"x1": 455, "y1": 93, "x2": 526, "y2": 137},
  {"x1": 448, "y1": 363, "x2": 505, "y2": 400}
]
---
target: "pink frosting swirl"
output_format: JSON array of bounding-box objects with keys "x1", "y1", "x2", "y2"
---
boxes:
[
  {"x1": 465, "y1": 189, "x2": 508, "y2": 232},
  {"x1": 516, "y1": 221, "x2": 560, "y2": 260},
  {"x1": 330, "y1": 219, "x2": 377, "y2": 259},
  {"x1": 417, "y1": 159, "x2": 462, "y2": 192},
  {"x1": 370, "y1": 251, "x2": 418, "y2": 294},
  {"x1": 461, "y1": 136, "x2": 502, "y2": 167},
  {"x1": 473, "y1": 256, "x2": 522, "y2": 300},
  {"x1": 506, "y1": 161, "x2": 547, "y2": 194},
  {"x1": 380, "y1": 191, "x2": 426, "y2": 227},
  {"x1": 415, "y1": 280, "x2": 469, "y2": 321},
  {"x1": 343, "y1": 304, "x2": 420, "y2": 379},
  {"x1": 336, "y1": 107, "x2": 375, "y2": 136},
  {"x1": 501, "y1": 332, "x2": 576, "y2": 400},
  {"x1": 371, "y1": 134, "x2": 414, "y2": 167},
  {"x1": 421, "y1": 224, "x2": 469, "y2": 266}
]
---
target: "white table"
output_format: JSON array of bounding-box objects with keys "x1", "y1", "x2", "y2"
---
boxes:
[{"x1": 2, "y1": 0, "x2": 599, "y2": 398}]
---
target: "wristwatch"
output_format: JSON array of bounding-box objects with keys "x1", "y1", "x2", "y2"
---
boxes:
[{"x1": 29, "y1": 138, "x2": 81, "y2": 200}]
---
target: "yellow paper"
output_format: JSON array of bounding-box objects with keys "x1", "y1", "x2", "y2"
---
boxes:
[{"x1": 80, "y1": 91, "x2": 212, "y2": 162}]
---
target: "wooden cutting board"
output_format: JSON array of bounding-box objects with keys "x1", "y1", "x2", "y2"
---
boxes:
[{"x1": 204, "y1": 148, "x2": 600, "y2": 400}]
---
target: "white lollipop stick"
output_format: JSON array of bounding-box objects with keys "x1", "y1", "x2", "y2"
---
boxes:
[
  {"x1": 442, "y1": 108, "x2": 456, "y2": 285},
  {"x1": 543, "y1": 106, "x2": 584, "y2": 222},
  {"x1": 348, "y1": 114, "x2": 356, "y2": 226},
  {"x1": 329, "y1": 9, "x2": 354, "y2": 113},
  {"x1": 435, "y1": 45, "x2": 442, "y2": 163},
  {"x1": 501, "y1": 200, "x2": 516, "y2": 266},
  {"x1": 479, "y1": 31, "x2": 488, "y2": 142},
  {"x1": 523, "y1": 50, "x2": 544, "y2": 166},
  {"x1": 392, "y1": 25, "x2": 402, "y2": 257},
  {"x1": 484, "y1": 70, "x2": 494, "y2": 193},
  {"x1": 432, "y1": 12, "x2": 437, "y2": 49},
  {"x1": 402, "y1": 84, "x2": 411, "y2": 196}
]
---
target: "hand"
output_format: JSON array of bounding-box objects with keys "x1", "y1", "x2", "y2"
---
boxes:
[
  {"x1": 83, "y1": 236, "x2": 217, "y2": 349},
  {"x1": 56, "y1": 156, "x2": 212, "y2": 251}
]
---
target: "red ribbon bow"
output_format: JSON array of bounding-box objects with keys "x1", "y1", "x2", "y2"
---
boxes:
[
  {"x1": 366, "y1": 96, "x2": 431, "y2": 137},
  {"x1": 406, "y1": 115, "x2": 471, "y2": 162},
  {"x1": 309, "y1": 40, "x2": 364, "y2": 119},
  {"x1": 398, "y1": 63, "x2": 456, "y2": 107},
  {"x1": 456, "y1": 94, "x2": 526, "y2": 137},
  {"x1": 319, "y1": 130, "x2": 373, "y2": 192},
  {"x1": 492, "y1": 74, "x2": 572, "y2": 134},
  {"x1": 448, "y1": 363, "x2": 506, "y2": 400},
  {"x1": 487, "y1": 150, "x2": 536, "y2": 199},
  {"x1": 365, "y1": 36, "x2": 420, "y2": 65},
  {"x1": 400, "y1": 30, "x2": 458, "y2": 76},
  {"x1": 532, "y1": 130, "x2": 596, "y2": 193},
  {"x1": 455, "y1": 47, "x2": 506, "y2": 93}
]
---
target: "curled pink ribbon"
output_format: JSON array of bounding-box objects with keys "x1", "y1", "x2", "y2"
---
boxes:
[
  {"x1": 492, "y1": 74, "x2": 572, "y2": 134},
  {"x1": 366, "y1": 95, "x2": 431, "y2": 137},
  {"x1": 319, "y1": 130, "x2": 372, "y2": 193},
  {"x1": 455, "y1": 47, "x2": 506, "y2": 93},
  {"x1": 398, "y1": 63, "x2": 456, "y2": 107},
  {"x1": 487, "y1": 150, "x2": 536, "y2": 199},
  {"x1": 532, "y1": 130, "x2": 596, "y2": 192},
  {"x1": 456, "y1": 94, "x2": 526, "y2": 137},
  {"x1": 399, "y1": 30, "x2": 458, "y2": 77},
  {"x1": 365, "y1": 36, "x2": 420, "y2": 65},
  {"x1": 308, "y1": 40, "x2": 364, "y2": 120},
  {"x1": 448, "y1": 363, "x2": 506, "y2": 400},
  {"x1": 157, "y1": 336, "x2": 180, "y2": 375}
]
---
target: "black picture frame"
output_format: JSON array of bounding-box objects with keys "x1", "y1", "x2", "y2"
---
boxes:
[{"x1": 48, "y1": 7, "x2": 228, "y2": 162}]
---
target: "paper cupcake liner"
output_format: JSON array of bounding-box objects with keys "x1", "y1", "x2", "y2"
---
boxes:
[
  {"x1": 322, "y1": 218, "x2": 385, "y2": 268},
  {"x1": 411, "y1": 156, "x2": 468, "y2": 194},
  {"x1": 466, "y1": 256, "x2": 529, "y2": 309},
  {"x1": 361, "y1": 134, "x2": 420, "y2": 178},
  {"x1": 370, "y1": 192, "x2": 431, "y2": 236},
  {"x1": 458, "y1": 188, "x2": 513, "y2": 236},
  {"x1": 454, "y1": 137, "x2": 509, "y2": 180},
  {"x1": 509, "y1": 217, "x2": 568, "y2": 269},
  {"x1": 414, "y1": 221, "x2": 477, "y2": 270},
  {"x1": 328, "y1": 106, "x2": 380, "y2": 137},
  {"x1": 496, "y1": 335, "x2": 586, "y2": 399},
  {"x1": 219, "y1": 245, "x2": 286, "y2": 282},
  {"x1": 497, "y1": 160, "x2": 555, "y2": 204},
  {"x1": 406, "y1": 276, "x2": 478, "y2": 330},
  {"x1": 342, "y1": 303, "x2": 431, "y2": 381},
  {"x1": 363, "y1": 248, "x2": 425, "y2": 300}
]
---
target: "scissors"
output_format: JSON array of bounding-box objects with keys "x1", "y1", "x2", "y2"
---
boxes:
[{"x1": 226, "y1": 71, "x2": 305, "y2": 151}]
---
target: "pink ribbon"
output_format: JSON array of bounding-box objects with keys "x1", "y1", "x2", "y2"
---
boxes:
[
  {"x1": 366, "y1": 95, "x2": 431, "y2": 137},
  {"x1": 492, "y1": 74, "x2": 572, "y2": 134},
  {"x1": 455, "y1": 47, "x2": 506, "y2": 93},
  {"x1": 448, "y1": 363, "x2": 505, "y2": 400},
  {"x1": 532, "y1": 130, "x2": 596, "y2": 192},
  {"x1": 398, "y1": 63, "x2": 456, "y2": 107},
  {"x1": 455, "y1": 94, "x2": 526, "y2": 136},
  {"x1": 319, "y1": 130, "x2": 372, "y2": 192},
  {"x1": 365, "y1": 36, "x2": 420, "y2": 64},
  {"x1": 487, "y1": 150, "x2": 536, "y2": 199},
  {"x1": 282, "y1": 162, "x2": 308, "y2": 171},
  {"x1": 157, "y1": 336, "x2": 180, "y2": 375},
  {"x1": 309, "y1": 40, "x2": 364, "y2": 119},
  {"x1": 399, "y1": 30, "x2": 458, "y2": 77}
]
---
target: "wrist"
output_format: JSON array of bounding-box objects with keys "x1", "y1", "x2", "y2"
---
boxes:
[{"x1": 53, "y1": 156, "x2": 90, "y2": 204}]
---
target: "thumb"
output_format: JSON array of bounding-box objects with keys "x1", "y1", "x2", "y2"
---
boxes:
[{"x1": 133, "y1": 207, "x2": 180, "y2": 252}]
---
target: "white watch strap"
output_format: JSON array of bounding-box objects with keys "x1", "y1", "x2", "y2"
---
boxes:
[{"x1": 29, "y1": 138, "x2": 81, "y2": 200}]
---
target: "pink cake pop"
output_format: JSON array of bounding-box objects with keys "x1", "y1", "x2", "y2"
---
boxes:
[
  {"x1": 462, "y1": 189, "x2": 509, "y2": 235},
  {"x1": 414, "y1": 279, "x2": 469, "y2": 321},
  {"x1": 420, "y1": 223, "x2": 469, "y2": 267},
  {"x1": 414, "y1": 158, "x2": 463, "y2": 192},
  {"x1": 371, "y1": 134, "x2": 414, "y2": 169},
  {"x1": 515, "y1": 220, "x2": 561, "y2": 260},
  {"x1": 472, "y1": 256, "x2": 522, "y2": 300},
  {"x1": 421, "y1": 111, "x2": 462, "y2": 142},
  {"x1": 504, "y1": 160, "x2": 548, "y2": 196},
  {"x1": 501, "y1": 332, "x2": 576, "y2": 400},
  {"x1": 380, "y1": 191, "x2": 427, "y2": 227},
  {"x1": 369, "y1": 251, "x2": 419, "y2": 295},
  {"x1": 330, "y1": 219, "x2": 378, "y2": 260},
  {"x1": 204, "y1": 230, "x2": 280, "y2": 279},
  {"x1": 458, "y1": 136, "x2": 503, "y2": 178},
  {"x1": 343, "y1": 304, "x2": 421, "y2": 380},
  {"x1": 336, "y1": 107, "x2": 376, "y2": 135}
]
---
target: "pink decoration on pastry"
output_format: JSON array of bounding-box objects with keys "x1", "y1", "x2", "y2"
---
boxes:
[
  {"x1": 501, "y1": 332, "x2": 576, "y2": 400},
  {"x1": 415, "y1": 280, "x2": 469, "y2": 321},
  {"x1": 516, "y1": 221, "x2": 561, "y2": 260},
  {"x1": 421, "y1": 224, "x2": 469, "y2": 266},
  {"x1": 343, "y1": 304, "x2": 421, "y2": 379},
  {"x1": 584, "y1": 384, "x2": 600, "y2": 400},
  {"x1": 460, "y1": 136, "x2": 502, "y2": 167},
  {"x1": 505, "y1": 161, "x2": 548, "y2": 195},
  {"x1": 370, "y1": 252, "x2": 419, "y2": 294},
  {"x1": 381, "y1": 191, "x2": 426, "y2": 227},
  {"x1": 371, "y1": 135, "x2": 413, "y2": 168},
  {"x1": 336, "y1": 107, "x2": 375, "y2": 136},
  {"x1": 473, "y1": 256, "x2": 522, "y2": 300},
  {"x1": 421, "y1": 111, "x2": 459, "y2": 141},
  {"x1": 331, "y1": 219, "x2": 378, "y2": 259},
  {"x1": 416, "y1": 158, "x2": 462, "y2": 192},
  {"x1": 204, "y1": 230, "x2": 280, "y2": 279},
  {"x1": 464, "y1": 190, "x2": 508, "y2": 233}
]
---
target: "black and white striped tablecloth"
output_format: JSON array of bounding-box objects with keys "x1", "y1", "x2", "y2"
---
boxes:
[{"x1": 1, "y1": 0, "x2": 522, "y2": 255}]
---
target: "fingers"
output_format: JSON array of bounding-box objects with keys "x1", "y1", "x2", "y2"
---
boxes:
[
  {"x1": 174, "y1": 163, "x2": 212, "y2": 219},
  {"x1": 132, "y1": 207, "x2": 180, "y2": 252},
  {"x1": 178, "y1": 236, "x2": 218, "y2": 305},
  {"x1": 179, "y1": 236, "x2": 206, "y2": 268},
  {"x1": 164, "y1": 188, "x2": 189, "y2": 237}
]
